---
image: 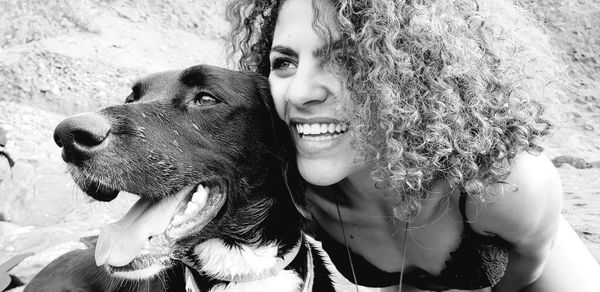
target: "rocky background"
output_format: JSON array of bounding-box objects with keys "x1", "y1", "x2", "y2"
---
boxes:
[{"x1": 0, "y1": 0, "x2": 598, "y2": 290}]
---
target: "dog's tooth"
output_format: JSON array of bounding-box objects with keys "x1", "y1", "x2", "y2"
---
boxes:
[
  {"x1": 192, "y1": 186, "x2": 208, "y2": 205},
  {"x1": 171, "y1": 214, "x2": 185, "y2": 226},
  {"x1": 328, "y1": 123, "x2": 335, "y2": 133},
  {"x1": 184, "y1": 202, "x2": 200, "y2": 216},
  {"x1": 341, "y1": 124, "x2": 347, "y2": 131},
  {"x1": 296, "y1": 124, "x2": 303, "y2": 134},
  {"x1": 336, "y1": 124, "x2": 342, "y2": 132}
]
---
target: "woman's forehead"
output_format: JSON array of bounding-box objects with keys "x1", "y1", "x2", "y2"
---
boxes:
[{"x1": 272, "y1": 0, "x2": 340, "y2": 52}]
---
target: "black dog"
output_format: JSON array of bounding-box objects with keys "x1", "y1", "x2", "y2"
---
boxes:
[{"x1": 25, "y1": 65, "x2": 334, "y2": 292}]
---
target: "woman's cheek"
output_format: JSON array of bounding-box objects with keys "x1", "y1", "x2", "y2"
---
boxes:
[{"x1": 268, "y1": 77, "x2": 288, "y2": 120}]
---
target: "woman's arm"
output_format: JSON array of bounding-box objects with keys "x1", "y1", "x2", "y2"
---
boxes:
[
  {"x1": 469, "y1": 153, "x2": 600, "y2": 291},
  {"x1": 522, "y1": 216, "x2": 600, "y2": 291}
]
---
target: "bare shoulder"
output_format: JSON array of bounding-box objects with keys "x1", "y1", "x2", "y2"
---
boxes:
[
  {"x1": 467, "y1": 152, "x2": 562, "y2": 247},
  {"x1": 463, "y1": 152, "x2": 600, "y2": 290}
]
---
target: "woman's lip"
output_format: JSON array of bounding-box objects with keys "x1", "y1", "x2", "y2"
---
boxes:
[
  {"x1": 289, "y1": 117, "x2": 346, "y2": 124},
  {"x1": 291, "y1": 125, "x2": 348, "y2": 155}
]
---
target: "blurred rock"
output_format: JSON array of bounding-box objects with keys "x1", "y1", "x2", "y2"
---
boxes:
[
  {"x1": 0, "y1": 157, "x2": 10, "y2": 187},
  {"x1": 0, "y1": 127, "x2": 7, "y2": 146},
  {"x1": 114, "y1": 5, "x2": 143, "y2": 22},
  {"x1": 552, "y1": 155, "x2": 593, "y2": 169},
  {"x1": 583, "y1": 124, "x2": 595, "y2": 131},
  {"x1": 0, "y1": 162, "x2": 36, "y2": 223},
  {"x1": 5, "y1": 240, "x2": 87, "y2": 284},
  {"x1": 0, "y1": 128, "x2": 15, "y2": 169},
  {"x1": 0, "y1": 222, "x2": 33, "y2": 238}
]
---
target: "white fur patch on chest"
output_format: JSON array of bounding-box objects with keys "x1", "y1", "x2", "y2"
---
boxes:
[
  {"x1": 186, "y1": 237, "x2": 319, "y2": 292},
  {"x1": 208, "y1": 270, "x2": 303, "y2": 292},
  {"x1": 111, "y1": 263, "x2": 166, "y2": 280},
  {"x1": 194, "y1": 238, "x2": 284, "y2": 281}
]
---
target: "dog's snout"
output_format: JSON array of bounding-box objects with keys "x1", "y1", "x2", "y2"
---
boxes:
[{"x1": 54, "y1": 113, "x2": 111, "y2": 162}]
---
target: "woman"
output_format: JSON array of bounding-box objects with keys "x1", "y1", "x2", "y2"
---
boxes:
[{"x1": 226, "y1": 0, "x2": 600, "y2": 291}]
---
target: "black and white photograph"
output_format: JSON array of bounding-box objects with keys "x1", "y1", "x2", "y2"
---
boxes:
[{"x1": 1, "y1": 0, "x2": 599, "y2": 291}]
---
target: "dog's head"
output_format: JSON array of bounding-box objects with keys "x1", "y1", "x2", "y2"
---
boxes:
[{"x1": 54, "y1": 65, "x2": 303, "y2": 279}]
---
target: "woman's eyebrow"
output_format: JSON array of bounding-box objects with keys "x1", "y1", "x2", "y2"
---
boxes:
[
  {"x1": 270, "y1": 45, "x2": 298, "y2": 58},
  {"x1": 314, "y1": 39, "x2": 343, "y2": 58}
]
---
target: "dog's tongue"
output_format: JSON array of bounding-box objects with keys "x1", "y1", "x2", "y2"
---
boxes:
[{"x1": 95, "y1": 186, "x2": 194, "y2": 267}]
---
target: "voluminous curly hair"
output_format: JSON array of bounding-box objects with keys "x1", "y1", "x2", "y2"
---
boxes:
[{"x1": 226, "y1": 0, "x2": 560, "y2": 220}]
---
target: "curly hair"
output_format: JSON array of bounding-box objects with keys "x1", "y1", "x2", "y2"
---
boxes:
[{"x1": 226, "y1": 0, "x2": 560, "y2": 220}]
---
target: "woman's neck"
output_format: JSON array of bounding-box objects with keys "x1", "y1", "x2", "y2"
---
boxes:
[
  {"x1": 334, "y1": 168, "x2": 457, "y2": 226},
  {"x1": 335, "y1": 165, "x2": 390, "y2": 214}
]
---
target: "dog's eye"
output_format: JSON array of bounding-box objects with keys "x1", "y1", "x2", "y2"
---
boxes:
[
  {"x1": 193, "y1": 94, "x2": 219, "y2": 107},
  {"x1": 125, "y1": 84, "x2": 142, "y2": 104},
  {"x1": 125, "y1": 92, "x2": 137, "y2": 104}
]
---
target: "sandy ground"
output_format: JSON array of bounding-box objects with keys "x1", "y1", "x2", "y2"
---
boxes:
[{"x1": 0, "y1": 0, "x2": 599, "y2": 290}]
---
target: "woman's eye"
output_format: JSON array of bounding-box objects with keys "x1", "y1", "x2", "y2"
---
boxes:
[
  {"x1": 271, "y1": 57, "x2": 297, "y2": 72},
  {"x1": 193, "y1": 94, "x2": 219, "y2": 106}
]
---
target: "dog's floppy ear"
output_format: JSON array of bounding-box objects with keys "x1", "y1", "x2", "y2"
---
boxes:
[{"x1": 249, "y1": 73, "x2": 309, "y2": 218}]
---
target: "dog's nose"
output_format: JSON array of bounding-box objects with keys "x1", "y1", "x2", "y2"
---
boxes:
[{"x1": 54, "y1": 113, "x2": 111, "y2": 162}]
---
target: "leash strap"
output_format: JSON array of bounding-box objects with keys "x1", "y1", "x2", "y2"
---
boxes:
[
  {"x1": 301, "y1": 237, "x2": 314, "y2": 292},
  {"x1": 185, "y1": 267, "x2": 201, "y2": 292}
]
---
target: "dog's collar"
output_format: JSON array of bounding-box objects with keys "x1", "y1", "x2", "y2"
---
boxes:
[
  {"x1": 185, "y1": 236, "x2": 314, "y2": 291},
  {"x1": 303, "y1": 239, "x2": 314, "y2": 292},
  {"x1": 185, "y1": 267, "x2": 201, "y2": 292}
]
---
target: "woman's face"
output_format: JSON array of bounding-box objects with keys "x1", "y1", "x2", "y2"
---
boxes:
[{"x1": 269, "y1": 0, "x2": 365, "y2": 186}]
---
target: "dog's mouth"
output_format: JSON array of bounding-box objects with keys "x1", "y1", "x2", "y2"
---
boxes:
[
  {"x1": 82, "y1": 180, "x2": 120, "y2": 202},
  {"x1": 94, "y1": 183, "x2": 226, "y2": 273}
]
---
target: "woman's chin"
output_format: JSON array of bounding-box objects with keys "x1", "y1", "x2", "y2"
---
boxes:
[{"x1": 297, "y1": 158, "x2": 363, "y2": 186}]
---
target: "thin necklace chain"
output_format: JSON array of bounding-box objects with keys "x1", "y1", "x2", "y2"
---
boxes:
[
  {"x1": 334, "y1": 191, "x2": 360, "y2": 292},
  {"x1": 398, "y1": 221, "x2": 409, "y2": 292},
  {"x1": 333, "y1": 191, "x2": 408, "y2": 292}
]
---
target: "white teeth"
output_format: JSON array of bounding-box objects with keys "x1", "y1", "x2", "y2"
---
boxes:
[
  {"x1": 296, "y1": 122, "x2": 349, "y2": 135},
  {"x1": 169, "y1": 185, "x2": 208, "y2": 227},
  {"x1": 303, "y1": 124, "x2": 311, "y2": 134},
  {"x1": 183, "y1": 202, "x2": 200, "y2": 215},
  {"x1": 302, "y1": 135, "x2": 338, "y2": 142},
  {"x1": 191, "y1": 185, "x2": 209, "y2": 205},
  {"x1": 310, "y1": 124, "x2": 320, "y2": 134},
  {"x1": 320, "y1": 124, "x2": 328, "y2": 133},
  {"x1": 171, "y1": 214, "x2": 185, "y2": 226}
]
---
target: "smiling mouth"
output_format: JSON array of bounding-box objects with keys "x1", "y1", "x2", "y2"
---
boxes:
[{"x1": 293, "y1": 121, "x2": 349, "y2": 141}]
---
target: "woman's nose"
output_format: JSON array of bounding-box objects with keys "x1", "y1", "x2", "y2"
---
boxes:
[{"x1": 285, "y1": 63, "x2": 330, "y2": 107}]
